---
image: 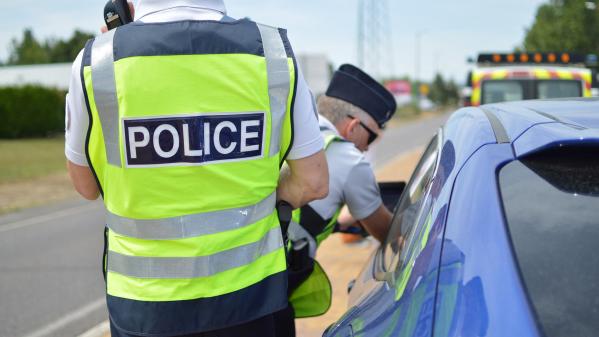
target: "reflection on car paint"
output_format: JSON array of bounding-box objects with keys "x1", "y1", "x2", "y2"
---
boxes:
[
  {"x1": 350, "y1": 141, "x2": 458, "y2": 337},
  {"x1": 435, "y1": 240, "x2": 489, "y2": 337}
]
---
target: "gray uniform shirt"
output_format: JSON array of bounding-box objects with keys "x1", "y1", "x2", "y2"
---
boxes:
[{"x1": 311, "y1": 116, "x2": 383, "y2": 221}]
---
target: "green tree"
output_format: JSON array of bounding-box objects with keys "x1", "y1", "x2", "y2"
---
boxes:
[
  {"x1": 429, "y1": 73, "x2": 448, "y2": 105},
  {"x1": 46, "y1": 30, "x2": 95, "y2": 63},
  {"x1": 445, "y1": 80, "x2": 460, "y2": 106},
  {"x1": 7, "y1": 29, "x2": 49, "y2": 65},
  {"x1": 429, "y1": 73, "x2": 460, "y2": 107},
  {"x1": 6, "y1": 29, "x2": 94, "y2": 65},
  {"x1": 524, "y1": 0, "x2": 599, "y2": 54}
]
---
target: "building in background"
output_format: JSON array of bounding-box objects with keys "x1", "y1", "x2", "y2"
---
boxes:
[
  {"x1": 297, "y1": 54, "x2": 332, "y2": 97},
  {"x1": 0, "y1": 63, "x2": 71, "y2": 89},
  {"x1": 0, "y1": 55, "x2": 336, "y2": 96},
  {"x1": 384, "y1": 80, "x2": 412, "y2": 107}
]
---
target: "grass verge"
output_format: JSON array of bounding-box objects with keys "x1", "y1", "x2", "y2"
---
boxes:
[
  {"x1": 0, "y1": 136, "x2": 66, "y2": 184},
  {"x1": 0, "y1": 136, "x2": 77, "y2": 214}
]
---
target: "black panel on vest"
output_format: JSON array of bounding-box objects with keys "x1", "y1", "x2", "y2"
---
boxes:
[
  {"x1": 114, "y1": 19, "x2": 263, "y2": 60},
  {"x1": 278, "y1": 28, "x2": 295, "y2": 60},
  {"x1": 112, "y1": 19, "x2": 296, "y2": 61},
  {"x1": 113, "y1": 19, "x2": 263, "y2": 60},
  {"x1": 220, "y1": 15, "x2": 236, "y2": 23},
  {"x1": 107, "y1": 271, "x2": 288, "y2": 336},
  {"x1": 82, "y1": 39, "x2": 93, "y2": 67},
  {"x1": 299, "y1": 205, "x2": 330, "y2": 239}
]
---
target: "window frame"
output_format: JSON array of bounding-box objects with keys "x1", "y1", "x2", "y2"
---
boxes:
[{"x1": 374, "y1": 129, "x2": 443, "y2": 282}]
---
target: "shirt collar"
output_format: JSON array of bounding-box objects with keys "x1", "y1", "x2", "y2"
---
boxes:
[
  {"x1": 134, "y1": 0, "x2": 227, "y2": 20},
  {"x1": 318, "y1": 115, "x2": 341, "y2": 137}
]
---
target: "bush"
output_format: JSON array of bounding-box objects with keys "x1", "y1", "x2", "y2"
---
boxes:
[{"x1": 0, "y1": 85, "x2": 66, "y2": 138}]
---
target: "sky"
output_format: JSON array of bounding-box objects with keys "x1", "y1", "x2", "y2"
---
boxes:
[{"x1": 0, "y1": 0, "x2": 547, "y2": 83}]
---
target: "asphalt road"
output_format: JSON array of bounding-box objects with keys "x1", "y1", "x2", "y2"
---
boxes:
[
  {"x1": 0, "y1": 112, "x2": 449, "y2": 337},
  {"x1": 0, "y1": 199, "x2": 107, "y2": 337},
  {"x1": 369, "y1": 113, "x2": 449, "y2": 169}
]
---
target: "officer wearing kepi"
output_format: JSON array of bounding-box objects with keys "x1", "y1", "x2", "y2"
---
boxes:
[
  {"x1": 65, "y1": 1, "x2": 329, "y2": 336},
  {"x1": 274, "y1": 64, "x2": 396, "y2": 337}
]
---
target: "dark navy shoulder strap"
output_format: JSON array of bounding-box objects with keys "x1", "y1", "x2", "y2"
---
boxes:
[
  {"x1": 113, "y1": 19, "x2": 264, "y2": 60},
  {"x1": 111, "y1": 19, "x2": 296, "y2": 61},
  {"x1": 220, "y1": 15, "x2": 236, "y2": 23}
]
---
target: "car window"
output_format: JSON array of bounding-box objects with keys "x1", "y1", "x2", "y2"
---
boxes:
[
  {"x1": 380, "y1": 134, "x2": 439, "y2": 273},
  {"x1": 499, "y1": 146, "x2": 599, "y2": 337},
  {"x1": 537, "y1": 80, "x2": 581, "y2": 99},
  {"x1": 482, "y1": 80, "x2": 524, "y2": 104}
]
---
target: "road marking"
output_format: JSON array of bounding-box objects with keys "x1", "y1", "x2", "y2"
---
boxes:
[
  {"x1": 21, "y1": 298, "x2": 105, "y2": 337},
  {"x1": 78, "y1": 320, "x2": 110, "y2": 337},
  {"x1": 0, "y1": 203, "x2": 101, "y2": 233}
]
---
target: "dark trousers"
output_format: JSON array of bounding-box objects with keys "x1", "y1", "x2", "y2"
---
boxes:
[
  {"x1": 109, "y1": 313, "x2": 276, "y2": 337},
  {"x1": 273, "y1": 304, "x2": 296, "y2": 337}
]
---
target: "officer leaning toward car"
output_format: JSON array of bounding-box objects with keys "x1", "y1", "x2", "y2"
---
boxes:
[
  {"x1": 64, "y1": 0, "x2": 329, "y2": 336},
  {"x1": 273, "y1": 64, "x2": 397, "y2": 337}
]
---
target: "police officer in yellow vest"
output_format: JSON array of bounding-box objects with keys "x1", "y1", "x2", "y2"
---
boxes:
[
  {"x1": 65, "y1": 1, "x2": 329, "y2": 336},
  {"x1": 273, "y1": 64, "x2": 396, "y2": 337}
]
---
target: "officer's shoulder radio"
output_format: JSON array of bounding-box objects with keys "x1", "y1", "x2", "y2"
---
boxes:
[{"x1": 104, "y1": 0, "x2": 133, "y2": 30}]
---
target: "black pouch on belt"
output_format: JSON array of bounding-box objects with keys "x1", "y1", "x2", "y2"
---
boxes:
[{"x1": 287, "y1": 243, "x2": 315, "y2": 295}]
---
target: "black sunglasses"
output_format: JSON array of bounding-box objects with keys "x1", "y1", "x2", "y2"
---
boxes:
[{"x1": 347, "y1": 114, "x2": 378, "y2": 145}]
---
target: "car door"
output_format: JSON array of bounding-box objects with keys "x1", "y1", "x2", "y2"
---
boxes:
[{"x1": 333, "y1": 133, "x2": 445, "y2": 337}]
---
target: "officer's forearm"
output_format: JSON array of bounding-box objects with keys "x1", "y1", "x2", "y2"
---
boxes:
[
  {"x1": 277, "y1": 150, "x2": 329, "y2": 209},
  {"x1": 359, "y1": 204, "x2": 393, "y2": 243},
  {"x1": 67, "y1": 160, "x2": 100, "y2": 200}
]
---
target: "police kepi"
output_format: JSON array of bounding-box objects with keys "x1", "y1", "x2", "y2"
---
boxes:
[{"x1": 326, "y1": 64, "x2": 396, "y2": 128}]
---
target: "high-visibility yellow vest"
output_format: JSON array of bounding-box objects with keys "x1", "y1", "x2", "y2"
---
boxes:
[
  {"x1": 81, "y1": 19, "x2": 296, "y2": 335},
  {"x1": 288, "y1": 132, "x2": 343, "y2": 318}
]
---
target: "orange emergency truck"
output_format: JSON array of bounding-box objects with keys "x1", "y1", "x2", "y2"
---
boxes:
[{"x1": 464, "y1": 53, "x2": 594, "y2": 106}]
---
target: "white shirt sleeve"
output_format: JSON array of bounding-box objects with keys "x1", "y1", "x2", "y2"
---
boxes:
[
  {"x1": 285, "y1": 66, "x2": 325, "y2": 160},
  {"x1": 65, "y1": 49, "x2": 90, "y2": 167},
  {"x1": 343, "y1": 159, "x2": 383, "y2": 220},
  {"x1": 308, "y1": 142, "x2": 382, "y2": 221}
]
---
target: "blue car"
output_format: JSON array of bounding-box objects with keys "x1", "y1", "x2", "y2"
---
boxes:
[{"x1": 323, "y1": 99, "x2": 599, "y2": 337}]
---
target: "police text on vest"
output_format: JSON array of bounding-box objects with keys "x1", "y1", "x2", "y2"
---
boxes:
[{"x1": 123, "y1": 112, "x2": 265, "y2": 167}]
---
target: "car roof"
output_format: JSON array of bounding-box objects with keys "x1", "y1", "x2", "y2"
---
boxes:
[{"x1": 476, "y1": 98, "x2": 599, "y2": 157}]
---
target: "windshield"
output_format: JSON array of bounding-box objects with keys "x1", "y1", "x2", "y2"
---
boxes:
[
  {"x1": 537, "y1": 80, "x2": 581, "y2": 99},
  {"x1": 499, "y1": 146, "x2": 599, "y2": 337},
  {"x1": 481, "y1": 79, "x2": 583, "y2": 105},
  {"x1": 482, "y1": 80, "x2": 524, "y2": 104}
]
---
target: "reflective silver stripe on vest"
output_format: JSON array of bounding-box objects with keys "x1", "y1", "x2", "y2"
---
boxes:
[
  {"x1": 257, "y1": 24, "x2": 291, "y2": 157},
  {"x1": 91, "y1": 29, "x2": 121, "y2": 167},
  {"x1": 107, "y1": 226, "x2": 283, "y2": 279},
  {"x1": 107, "y1": 193, "x2": 276, "y2": 240}
]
